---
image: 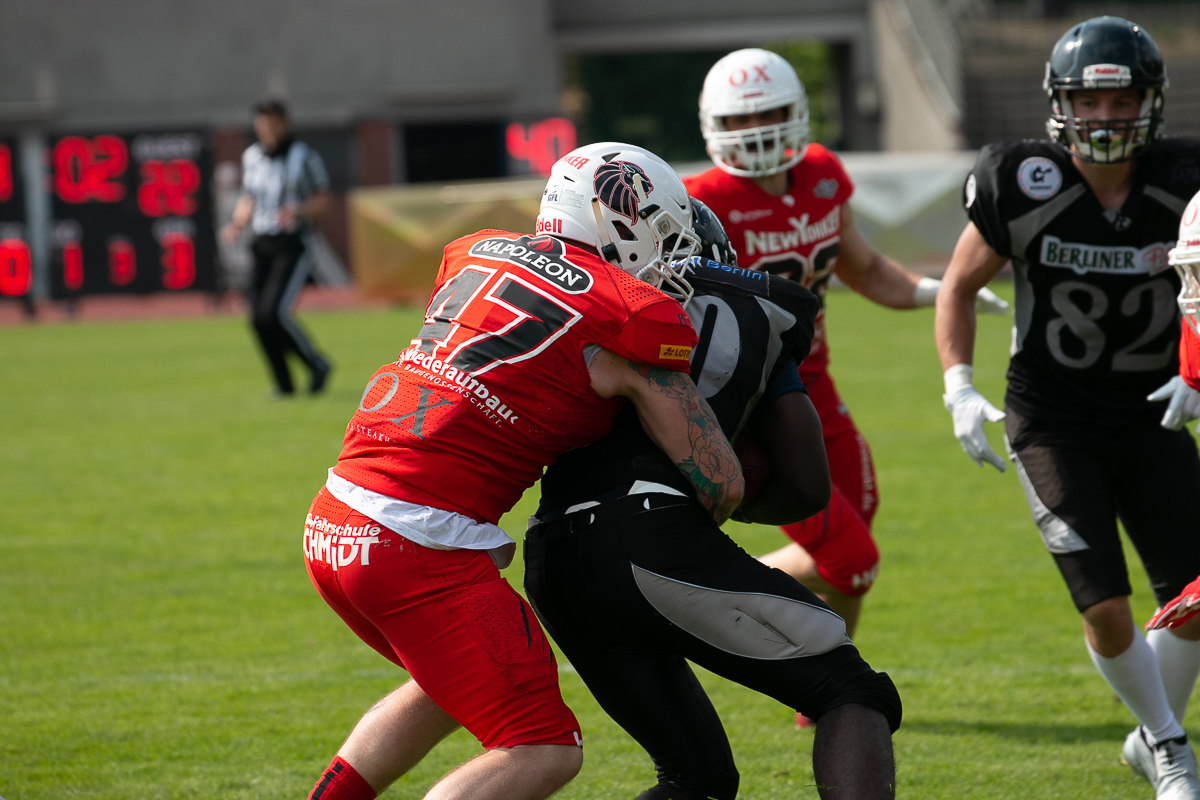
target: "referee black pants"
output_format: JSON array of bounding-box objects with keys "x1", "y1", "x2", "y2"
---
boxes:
[
  {"x1": 525, "y1": 494, "x2": 901, "y2": 800},
  {"x1": 248, "y1": 233, "x2": 329, "y2": 394}
]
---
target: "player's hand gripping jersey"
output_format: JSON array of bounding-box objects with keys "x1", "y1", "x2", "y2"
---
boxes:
[
  {"x1": 684, "y1": 143, "x2": 852, "y2": 378},
  {"x1": 334, "y1": 230, "x2": 698, "y2": 525},
  {"x1": 966, "y1": 139, "x2": 1200, "y2": 426},
  {"x1": 538, "y1": 257, "x2": 819, "y2": 514}
]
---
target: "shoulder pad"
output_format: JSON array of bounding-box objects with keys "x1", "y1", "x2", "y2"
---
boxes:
[
  {"x1": 766, "y1": 274, "x2": 820, "y2": 319},
  {"x1": 1142, "y1": 138, "x2": 1200, "y2": 197}
]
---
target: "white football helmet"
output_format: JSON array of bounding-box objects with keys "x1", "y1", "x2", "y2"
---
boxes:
[
  {"x1": 700, "y1": 48, "x2": 810, "y2": 178},
  {"x1": 1169, "y1": 190, "x2": 1200, "y2": 337},
  {"x1": 537, "y1": 141, "x2": 698, "y2": 304}
]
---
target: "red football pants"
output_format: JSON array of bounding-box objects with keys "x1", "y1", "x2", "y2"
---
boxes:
[
  {"x1": 304, "y1": 488, "x2": 581, "y2": 750},
  {"x1": 780, "y1": 370, "x2": 880, "y2": 596}
]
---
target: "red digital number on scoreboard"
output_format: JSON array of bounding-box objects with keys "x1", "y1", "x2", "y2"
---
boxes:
[
  {"x1": 506, "y1": 118, "x2": 577, "y2": 177},
  {"x1": 0, "y1": 144, "x2": 12, "y2": 203},
  {"x1": 0, "y1": 238, "x2": 32, "y2": 297},
  {"x1": 63, "y1": 240, "x2": 84, "y2": 291},
  {"x1": 160, "y1": 232, "x2": 195, "y2": 290},
  {"x1": 108, "y1": 238, "x2": 137, "y2": 285},
  {"x1": 138, "y1": 160, "x2": 200, "y2": 217},
  {"x1": 54, "y1": 136, "x2": 129, "y2": 204}
]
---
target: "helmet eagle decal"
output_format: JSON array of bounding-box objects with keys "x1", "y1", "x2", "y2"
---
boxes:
[{"x1": 594, "y1": 160, "x2": 654, "y2": 221}]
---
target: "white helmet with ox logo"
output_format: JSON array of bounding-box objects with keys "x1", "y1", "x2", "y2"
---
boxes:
[{"x1": 699, "y1": 48, "x2": 810, "y2": 178}]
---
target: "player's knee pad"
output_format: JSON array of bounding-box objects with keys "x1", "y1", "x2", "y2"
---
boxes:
[
  {"x1": 635, "y1": 771, "x2": 739, "y2": 800},
  {"x1": 817, "y1": 669, "x2": 903, "y2": 734}
]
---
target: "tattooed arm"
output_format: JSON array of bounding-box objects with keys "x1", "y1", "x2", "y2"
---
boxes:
[{"x1": 589, "y1": 347, "x2": 744, "y2": 524}]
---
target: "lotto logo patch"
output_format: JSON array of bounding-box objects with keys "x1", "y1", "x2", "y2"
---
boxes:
[{"x1": 658, "y1": 344, "x2": 693, "y2": 360}]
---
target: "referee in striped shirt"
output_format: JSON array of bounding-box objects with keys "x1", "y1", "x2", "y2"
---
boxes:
[{"x1": 222, "y1": 99, "x2": 333, "y2": 395}]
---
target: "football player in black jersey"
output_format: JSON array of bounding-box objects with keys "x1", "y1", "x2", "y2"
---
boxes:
[
  {"x1": 934, "y1": 16, "x2": 1200, "y2": 799},
  {"x1": 523, "y1": 200, "x2": 902, "y2": 800}
]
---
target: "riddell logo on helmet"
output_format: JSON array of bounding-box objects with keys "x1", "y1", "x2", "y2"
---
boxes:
[
  {"x1": 1082, "y1": 63, "x2": 1132, "y2": 87},
  {"x1": 594, "y1": 161, "x2": 653, "y2": 221},
  {"x1": 535, "y1": 216, "x2": 563, "y2": 235}
]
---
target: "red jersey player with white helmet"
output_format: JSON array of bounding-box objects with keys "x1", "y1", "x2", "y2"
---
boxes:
[
  {"x1": 301, "y1": 142, "x2": 743, "y2": 800},
  {"x1": 1149, "y1": 190, "x2": 1200, "y2": 429},
  {"x1": 685, "y1": 48, "x2": 1007, "y2": 638},
  {"x1": 1144, "y1": 189, "x2": 1200, "y2": 636}
]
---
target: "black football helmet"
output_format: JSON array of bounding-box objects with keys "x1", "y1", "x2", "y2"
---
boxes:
[
  {"x1": 1044, "y1": 16, "x2": 1168, "y2": 164},
  {"x1": 689, "y1": 197, "x2": 738, "y2": 267}
]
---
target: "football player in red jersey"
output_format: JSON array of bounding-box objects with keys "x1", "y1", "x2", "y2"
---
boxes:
[
  {"x1": 685, "y1": 48, "x2": 1007, "y2": 640},
  {"x1": 301, "y1": 142, "x2": 743, "y2": 800},
  {"x1": 1155, "y1": 189, "x2": 1200, "y2": 428}
]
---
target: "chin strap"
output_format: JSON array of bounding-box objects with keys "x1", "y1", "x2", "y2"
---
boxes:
[{"x1": 590, "y1": 198, "x2": 620, "y2": 264}]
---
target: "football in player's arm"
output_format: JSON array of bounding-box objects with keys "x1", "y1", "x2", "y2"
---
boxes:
[
  {"x1": 934, "y1": 16, "x2": 1200, "y2": 797},
  {"x1": 299, "y1": 143, "x2": 742, "y2": 800},
  {"x1": 685, "y1": 48, "x2": 1007, "y2": 647}
]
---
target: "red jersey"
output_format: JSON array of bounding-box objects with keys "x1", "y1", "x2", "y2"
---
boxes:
[
  {"x1": 1181, "y1": 322, "x2": 1200, "y2": 393},
  {"x1": 684, "y1": 143, "x2": 854, "y2": 377},
  {"x1": 333, "y1": 230, "x2": 698, "y2": 525}
]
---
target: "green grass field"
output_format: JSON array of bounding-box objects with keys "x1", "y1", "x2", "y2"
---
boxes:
[{"x1": 0, "y1": 285, "x2": 1178, "y2": 799}]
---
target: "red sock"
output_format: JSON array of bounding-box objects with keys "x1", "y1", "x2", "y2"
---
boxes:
[{"x1": 307, "y1": 756, "x2": 376, "y2": 800}]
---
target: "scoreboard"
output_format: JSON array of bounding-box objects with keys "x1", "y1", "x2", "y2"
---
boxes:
[
  {"x1": 0, "y1": 137, "x2": 31, "y2": 299},
  {"x1": 0, "y1": 130, "x2": 217, "y2": 302},
  {"x1": 48, "y1": 131, "x2": 216, "y2": 298}
]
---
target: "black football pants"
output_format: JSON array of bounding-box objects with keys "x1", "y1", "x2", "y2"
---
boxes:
[
  {"x1": 524, "y1": 493, "x2": 902, "y2": 800},
  {"x1": 248, "y1": 233, "x2": 328, "y2": 393},
  {"x1": 1006, "y1": 406, "x2": 1200, "y2": 612}
]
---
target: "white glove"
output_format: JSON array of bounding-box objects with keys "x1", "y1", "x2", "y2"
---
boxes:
[
  {"x1": 974, "y1": 286, "x2": 1009, "y2": 315},
  {"x1": 1147, "y1": 376, "x2": 1200, "y2": 431},
  {"x1": 942, "y1": 364, "x2": 1007, "y2": 472},
  {"x1": 914, "y1": 277, "x2": 1009, "y2": 315}
]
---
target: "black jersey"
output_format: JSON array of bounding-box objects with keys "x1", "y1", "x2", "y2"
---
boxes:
[
  {"x1": 966, "y1": 138, "x2": 1200, "y2": 427},
  {"x1": 537, "y1": 259, "x2": 820, "y2": 515}
]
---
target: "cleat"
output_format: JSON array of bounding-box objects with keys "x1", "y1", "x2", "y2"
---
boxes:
[
  {"x1": 1153, "y1": 735, "x2": 1200, "y2": 800},
  {"x1": 1124, "y1": 726, "x2": 1200, "y2": 799},
  {"x1": 795, "y1": 712, "x2": 815, "y2": 729},
  {"x1": 1123, "y1": 726, "x2": 1156, "y2": 785}
]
